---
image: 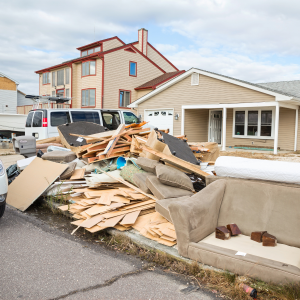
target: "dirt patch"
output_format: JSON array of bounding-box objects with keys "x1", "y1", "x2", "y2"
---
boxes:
[{"x1": 220, "y1": 150, "x2": 300, "y2": 163}]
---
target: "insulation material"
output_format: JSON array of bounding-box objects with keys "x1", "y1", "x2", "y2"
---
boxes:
[{"x1": 215, "y1": 156, "x2": 300, "y2": 184}]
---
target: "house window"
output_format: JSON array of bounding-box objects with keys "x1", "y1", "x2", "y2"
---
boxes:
[
  {"x1": 119, "y1": 90, "x2": 131, "y2": 108},
  {"x1": 233, "y1": 108, "x2": 273, "y2": 139},
  {"x1": 248, "y1": 111, "x2": 258, "y2": 136},
  {"x1": 82, "y1": 61, "x2": 96, "y2": 76},
  {"x1": 129, "y1": 62, "x2": 137, "y2": 76},
  {"x1": 66, "y1": 88, "x2": 70, "y2": 98},
  {"x1": 94, "y1": 46, "x2": 101, "y2": 52},
  {"x1": 52, "y1": 72, "x2": 55, "y2": 87},
  {"x1": 82, "y1": 89, "x2": 96, "y2": 107},
  {"x1": 42, "y1": 72, "x2": 50, "y2": 84},
  {"x1": 261, "y1": 110, "x2": 272, "y2": 136},
  {"x1": 52, "y1": 91, "x2": 55, "y2": 97},
  {"x1": 57, "y1": 70, "x2": 64, "y2": 85},
  {"x1": 56, "y1": 89, "x2": 64, "y2": 97},
  {"x1": 82, "y1": 50, "x2": 87, "y2": 57},
  {"x1": 65, "y1": 68, "x2": 70, "y2": 84}
]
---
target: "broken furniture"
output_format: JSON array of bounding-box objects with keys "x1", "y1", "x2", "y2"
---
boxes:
[
  {"x1": 12, "y1": 136, "x2": 36, "y2": 158},
  {"x1": 189, "y1": 142, "x2": 219, "y2": 162},
  {"x1": 167, "y1": 179, "x2": 300, "y2": 284}
]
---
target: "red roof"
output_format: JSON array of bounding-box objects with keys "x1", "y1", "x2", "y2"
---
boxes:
[{"x1": 135, "y1": 70, "x2": 185, "y2": 90}]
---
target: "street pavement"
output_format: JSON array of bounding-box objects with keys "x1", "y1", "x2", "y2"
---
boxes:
[{"x1": 0, "y1": 206, "x2": 218, "y2": 300}]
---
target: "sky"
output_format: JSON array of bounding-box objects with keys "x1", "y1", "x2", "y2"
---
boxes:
[{"x1": 1, "y1": 0, "x2": 300, "y2": 94}]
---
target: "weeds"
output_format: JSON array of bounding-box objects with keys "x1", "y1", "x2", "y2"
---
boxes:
[{"x1": 100, "y1": 233, "x2": 300, "y2": 300}]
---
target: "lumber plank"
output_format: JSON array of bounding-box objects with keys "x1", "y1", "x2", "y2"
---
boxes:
[
  {"x1": 142, "y1": 145, "x2": 209, "y2": 179},
  {"x1": 119, "y1": 210, "x2": 141, "y2": 225},
  {"x1": 104, "y1": 124, "x2": 126, "y2": 156}
]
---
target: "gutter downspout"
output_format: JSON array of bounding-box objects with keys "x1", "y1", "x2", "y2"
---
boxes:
[{"x1": 101, "y1": 56, "x2": 104, "y2": 108}]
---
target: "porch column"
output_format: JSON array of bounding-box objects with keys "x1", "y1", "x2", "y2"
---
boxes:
[
  {"x1": 181, "y1": 108, "x2": 185, "y2": 135},
  {"x1": 294, "y1": 108, "x2": 299, "y2": 151},
  {"x1": 274, "y1": 103, "x2": 279, "y2": 154},
  {"x1": 222, "y1": 107, "x2": 227, "y2": 151}
]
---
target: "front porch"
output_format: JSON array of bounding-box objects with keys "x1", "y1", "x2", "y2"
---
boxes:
[{"x1": 182, "y1": 101, "x2": 299, "y2": 154}]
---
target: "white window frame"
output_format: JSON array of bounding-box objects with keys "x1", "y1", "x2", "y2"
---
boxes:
[
  {"x1": 65, "y1": 68, "x2": 70, "y2": 85},
  {"x1": 191, "y1": 73, "x2": 199, "y2": 85},
  {"x1": 42, "y1": 72, "x2": 50, "y2": 84},
  {"x1": 232, "y1": 107, "x2": 275, "y2": 139}
]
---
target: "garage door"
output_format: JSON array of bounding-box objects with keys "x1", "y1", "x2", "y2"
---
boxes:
[{"x1": 145, "y1": 109, "x2": 174, "y2": 135}]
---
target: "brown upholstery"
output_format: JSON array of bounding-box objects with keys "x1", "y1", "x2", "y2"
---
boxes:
[
  {"x1": 146, "y1": 175, "x2": 193, "y2": 200},
  {"x1": 136, "y1": 157, "x2": 161, "y2": 174},
  {"x1": 42, "y1": 151, "x2": 76, "y2": 163},
  {"x1": 156, "y1": 164, "x2": 194, "y2": 191},
  {"x1": 168, "y1": 179, "x2": 300, "y2": 283},
  {"x1": 155, "y1": 196, "x2": 190, "y2": 223},
  {"x1": 133, "y1": 172, "x2": 152, "y2": 194}
]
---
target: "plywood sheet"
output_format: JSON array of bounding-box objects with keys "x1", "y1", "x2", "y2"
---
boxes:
[
  {"x1": 70, "y1": 169, "x2": 85, "y2": 180},
  {"x1": 120, "y1": 210, "x2": 141, "y2": 225},
  {"x1": 6, "y1": 158, "x2": 67, "y2": 211}
]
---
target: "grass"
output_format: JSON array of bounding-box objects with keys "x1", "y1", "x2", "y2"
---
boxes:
[{"x1": 100, "y1": 233, "x2": 300, "y2": 300}]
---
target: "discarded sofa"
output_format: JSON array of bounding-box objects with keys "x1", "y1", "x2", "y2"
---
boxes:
[{"x1": 167, "y1": 179, "x2": 300, "y2": 284}]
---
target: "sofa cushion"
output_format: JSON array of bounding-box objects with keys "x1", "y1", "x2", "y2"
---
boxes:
[
  {"x1": 188, "y1": 233, "x2": 300, "y2": 284},
  {"x1": 133, "y1": 172, "x2": 152, "y2": 194},
  {"x1": 156, "y1": 164, "x2": 194, "y2": 191},
  {"x1": 155, "y1": 196, "x2": 191, "y2": 223},
  {"x1": 136, "y1": 157, "x2": 161, "y2": 174},
  {"x1": 217, "y1": 180, "x2": 300, "y2": 248},
  {"x1": 42, "y1": 151, "x2": 76, "y2": 163},
  {"x1": 146, "y1": 175, "x2": 193, "y2": 200},
  {"x1": 60, "y1": 162, "x2": 77, "y2": 180},
  {"x1": 120, "y1": 164, "x2": 146, "y2": 184}
]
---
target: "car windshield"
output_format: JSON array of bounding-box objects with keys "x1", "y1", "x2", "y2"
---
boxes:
[{"x1": 123, "y1": 111, "x2": 139, "y2": 125}]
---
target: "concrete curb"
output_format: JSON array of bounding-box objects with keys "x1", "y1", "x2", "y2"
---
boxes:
[{"x1": 44, "y1": 199, "x2": 225, "y2": 273}]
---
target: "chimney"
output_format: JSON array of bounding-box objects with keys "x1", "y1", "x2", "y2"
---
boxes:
[{"x1": 138, "y1": 28, "x2": 148, "y2": 56}]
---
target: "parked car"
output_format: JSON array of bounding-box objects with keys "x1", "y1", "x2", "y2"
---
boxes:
[
  {"x1": 25, "y1": 108, "x2": 140, "y2": 140},
  {"x1": 0, "y1": 159, "x2": 8, "y2": 218}
]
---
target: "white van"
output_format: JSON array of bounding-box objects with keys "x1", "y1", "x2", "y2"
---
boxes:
[{"x1": 25, "y1": 108, "x2": 140, "y2": 140}]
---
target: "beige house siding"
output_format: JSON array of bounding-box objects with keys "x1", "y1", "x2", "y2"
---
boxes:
[
  {"x1": 0, "y1": 77, "x2": 17, "y2": 90},
  {"x1": 102, "y1": 39, "x2": 124, "y2": 52},
  {"x1": 184, "y1": 109, "x2": 209, "y2": 142},
  {"x1": 136, "y1": 89, "x2": 153, "y2": 99},
  {"x1": 278, "y1": 107, "x2": 296, "y2": 150},
  {"x1": 136, "y1": 74, "x2": 276, "y2": 136},
  {"x1": 103, "y1": 50, "x2": 163, "y2": 109},
  {"x1": 72, "y1": 58, "x2": 102, "y2": 108},
  {"x1": 146, "y1": 45, "x2": 177, "y2": 73}
]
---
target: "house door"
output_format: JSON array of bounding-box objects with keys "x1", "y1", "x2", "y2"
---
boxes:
[{"x1": 209, "y1": 111, "x2": 222, "y2": 144}]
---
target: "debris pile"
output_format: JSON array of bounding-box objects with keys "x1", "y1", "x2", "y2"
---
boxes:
[{"x1": 6, "y1": 121, "x2": 217, "y2": 247}]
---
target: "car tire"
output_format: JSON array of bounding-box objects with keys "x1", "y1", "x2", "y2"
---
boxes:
[{"x1": 0, "y1": 203, "x2": 5, "y2": 218}]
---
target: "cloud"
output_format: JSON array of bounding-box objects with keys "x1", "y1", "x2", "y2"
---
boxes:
[{"x1": 0, "y1": 0, "x2": 300, "y2": 94}]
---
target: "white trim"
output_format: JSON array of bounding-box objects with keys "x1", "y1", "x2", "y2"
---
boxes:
[
  {"x1": 182, "y1": 102, "x2": 279, "y2": 110},
  {"x1": 274, "y1": 103, "x2": 280, "y2": 154},
  {"x1": 222, "y1": 108, "x2": 227, "y2": 151},
  {"x1": 0, "y1": 71, "x2": 19, "y2": 85},
  {"x1": 181, "y1": 107, "x2": 185, "y2": 135},
  {"x1": 232, "y1": 107, "x2": 275, "y2": 140},
  {"x1": 129, "y1": 68, "x2": 300, "y2": 108},
  {"x1": 295, "y1": 109, "x2": 298, "y2": 152},
  {"x1": 278, "y1": 102, "x2": 299, "y2": 110}
]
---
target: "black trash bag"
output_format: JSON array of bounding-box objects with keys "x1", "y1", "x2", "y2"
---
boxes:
[
  {"x1": 6, "y1": 164, "x2": 17, "y2": 178},
  {"x1": 37, "y1": 150, "x2": 44, "y2": 158},
  {"x1": 6, "y1": 164, "x2": 20, "y2": 185},
  {"x1": 187, "y1": 174, "x2": 206, "y2": 192}
]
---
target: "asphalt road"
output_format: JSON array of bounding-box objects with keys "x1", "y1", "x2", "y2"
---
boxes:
[{"x1": 0, "y1": 206, "x2": 218, "y2": 300}]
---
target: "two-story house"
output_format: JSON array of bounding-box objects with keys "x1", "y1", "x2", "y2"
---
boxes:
[{"x1": 25, "y1": 29, "x2": 183, "y2": 115}]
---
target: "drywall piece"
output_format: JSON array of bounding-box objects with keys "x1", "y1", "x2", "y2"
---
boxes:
[
  {"x1": 17, "y1": 156, "x2": 36, "y2": 171},
  {"x1": 58, "y1": 122, "x2": 107, "y2": 148},
  {"x1": 120, "y1": 210, "x2": 141, "y2": 225},
  {"x1": 70, "y1": 169, "x2": 85, "y2": 180},
  {"x1": 159, "y1": 130, "x2": 198, "y2": 165},
  {"x1": 6, "y1": 158, "x2": 67, "y2": 211}
]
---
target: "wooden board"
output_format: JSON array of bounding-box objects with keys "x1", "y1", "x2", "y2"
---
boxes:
[
  {"x1": 142, "y1": 145, "x2": 209, "y2": 179},
  {"x1": 70, "y1": 169, "x2": 85, "y2": 180},
  {"x1": 120, "y1": 210, "x2": 141, "y2": 225}
]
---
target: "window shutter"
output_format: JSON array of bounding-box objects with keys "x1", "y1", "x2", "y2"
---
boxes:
[
  {"x1": 191, "y1": 73, "x2": 199, "y2": 85},
  {"x1": 124, "y1": 91, "x2": 130, "y2": 107}
]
